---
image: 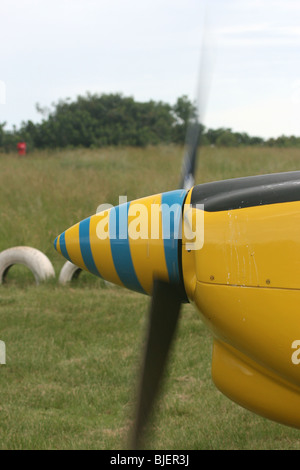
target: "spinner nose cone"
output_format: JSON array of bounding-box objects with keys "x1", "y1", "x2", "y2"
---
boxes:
[
  {"x1": 54, "y1": 189, "x2": 188, "y2": 295},
  {"x1": 54, "y1": 233, "x2": 70, "y2": 262},
  {"x1": 53, "y1": 236, "x2": 58, "y2": 252},
  {"x1": 54, "y1": 216, "x2": 105, "y2": 279}
]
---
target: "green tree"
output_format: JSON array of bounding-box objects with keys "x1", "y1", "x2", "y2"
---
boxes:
[{"x1": 215, "y1": 129, "x2": 239, "y2": 147}]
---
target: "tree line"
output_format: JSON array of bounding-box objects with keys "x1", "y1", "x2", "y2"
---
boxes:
[{"x1": 1, "y1": 93, "x2": 300, "y2": 152}]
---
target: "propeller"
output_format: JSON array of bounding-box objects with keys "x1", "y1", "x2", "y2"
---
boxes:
[
  {"x1": 180, "y1": 119, "x2": 202, "y2": 190},
  {"x1": 180, "y1": 18, "x2": 215, "y2": 191},
  {"x1": 129, "y1": 114, "x2": 200, "y2": 448},
  {"x1": 130, "y1": 279, "x2": 183, "y2": 449},
  {"x1": 129, "y1": 20, "x2": 215, "y2": 449}
]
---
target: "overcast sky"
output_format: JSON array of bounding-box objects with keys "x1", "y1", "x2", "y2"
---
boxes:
[{"x1": 1, "y1": 0, "x2": 300, "y2": 139}]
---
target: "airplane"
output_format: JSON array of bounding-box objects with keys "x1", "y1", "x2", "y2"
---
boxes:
[{"x1": 53, "y1": 71, "x2": 300, "y2": 450}]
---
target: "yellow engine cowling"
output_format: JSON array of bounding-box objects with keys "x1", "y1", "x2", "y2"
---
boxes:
[{"x1": 182, "y1": 174, "x2": 300, "y2": 428}]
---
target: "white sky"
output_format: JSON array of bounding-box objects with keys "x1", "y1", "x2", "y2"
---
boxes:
[{"x1": 1, "y1": 0, "x2": 300, "y2": 139}]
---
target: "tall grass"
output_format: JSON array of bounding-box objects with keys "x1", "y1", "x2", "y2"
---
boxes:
[{"x1": 0, "y1": 145, "x2": 300, "y2": 449}]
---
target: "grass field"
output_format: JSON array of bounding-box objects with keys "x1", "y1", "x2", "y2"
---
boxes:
[{"x1": 0, "y1": 145, "x2": 300, "y2": 449}]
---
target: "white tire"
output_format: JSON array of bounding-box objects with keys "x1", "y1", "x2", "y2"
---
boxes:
[
  {"x1": 58, "y1": 261, "x2": 82, "y2": 285},
  {"x1": 0, "y1": 246, "x2": 55, "y2": 285}
]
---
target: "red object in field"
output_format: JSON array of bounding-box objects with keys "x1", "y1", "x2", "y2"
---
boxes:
[{"x1": 17, "y1": 141, "x2": 26, "y2": 156}]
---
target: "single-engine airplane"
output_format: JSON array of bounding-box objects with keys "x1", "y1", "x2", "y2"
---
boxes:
[{"x1": 54, "y1": 78, "x2": 300, "y2": 449}]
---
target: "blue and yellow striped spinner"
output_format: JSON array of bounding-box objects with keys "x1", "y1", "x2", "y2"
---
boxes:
[{"x1": 54, "y1": 190, "x2": 188, "y2": 295}]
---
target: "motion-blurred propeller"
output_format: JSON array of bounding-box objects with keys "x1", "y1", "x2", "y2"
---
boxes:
[
  {"x1": 130, "y1": 22, "x2": 215, "y2": 449},
  {"x1": 130, "y1": 280, "x2": 183, "y2": 449}
]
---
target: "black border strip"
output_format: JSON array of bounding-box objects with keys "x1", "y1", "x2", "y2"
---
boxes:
[{"x1": 191, "y1": 171, "x2": 300, "y2": 212}]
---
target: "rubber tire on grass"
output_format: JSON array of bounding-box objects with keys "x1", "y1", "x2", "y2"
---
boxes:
[
  {"x1": 0, "y1": 246, "x2": 55, "y2": 285},
  {"x1": 58, "y1": 261, "x2": 82, "y2": 285}
]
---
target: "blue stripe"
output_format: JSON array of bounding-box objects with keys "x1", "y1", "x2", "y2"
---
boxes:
[
  {"x1": 59, "y1": 231, "x2": 71, "y2": 262},
  {"x1": 109, "y1": 203, "x2": 145, "y2": 294},
  {"x1": 79, "y1": 217, "x2": 102, "y2": 277},
  {"x1": 53, "y1": 236, "x2": 58, "y2": 252},
  {"x1": 161, "y1": 190, "x2": 187, "y2": 283}
]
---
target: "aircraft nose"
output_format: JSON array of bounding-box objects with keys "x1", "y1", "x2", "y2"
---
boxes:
[
  {"x1": 54, "y1": 214, "x2": 119, "y2": 283},
  {"x1": 54, "y1": 189, "x2": 188, "y2": 295}
]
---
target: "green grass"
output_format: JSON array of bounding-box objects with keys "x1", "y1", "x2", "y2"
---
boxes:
[{"x1": 0, "y1": 145, "x2": 300, "y2": 449}]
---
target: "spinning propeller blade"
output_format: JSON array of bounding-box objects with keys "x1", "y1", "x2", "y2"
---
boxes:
[
  {"x1": 179, "y1": 119, "x2": 202, "y2": 190},
  {"x1": 130, "y1": 279, "x2": 183, "y2": 449},
  {"x1": 180, "y1": 21, "x2": 215, "y2": 190},
  {"x1": 130, "y1": 30, "x2": 215, "y2": 450}
]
